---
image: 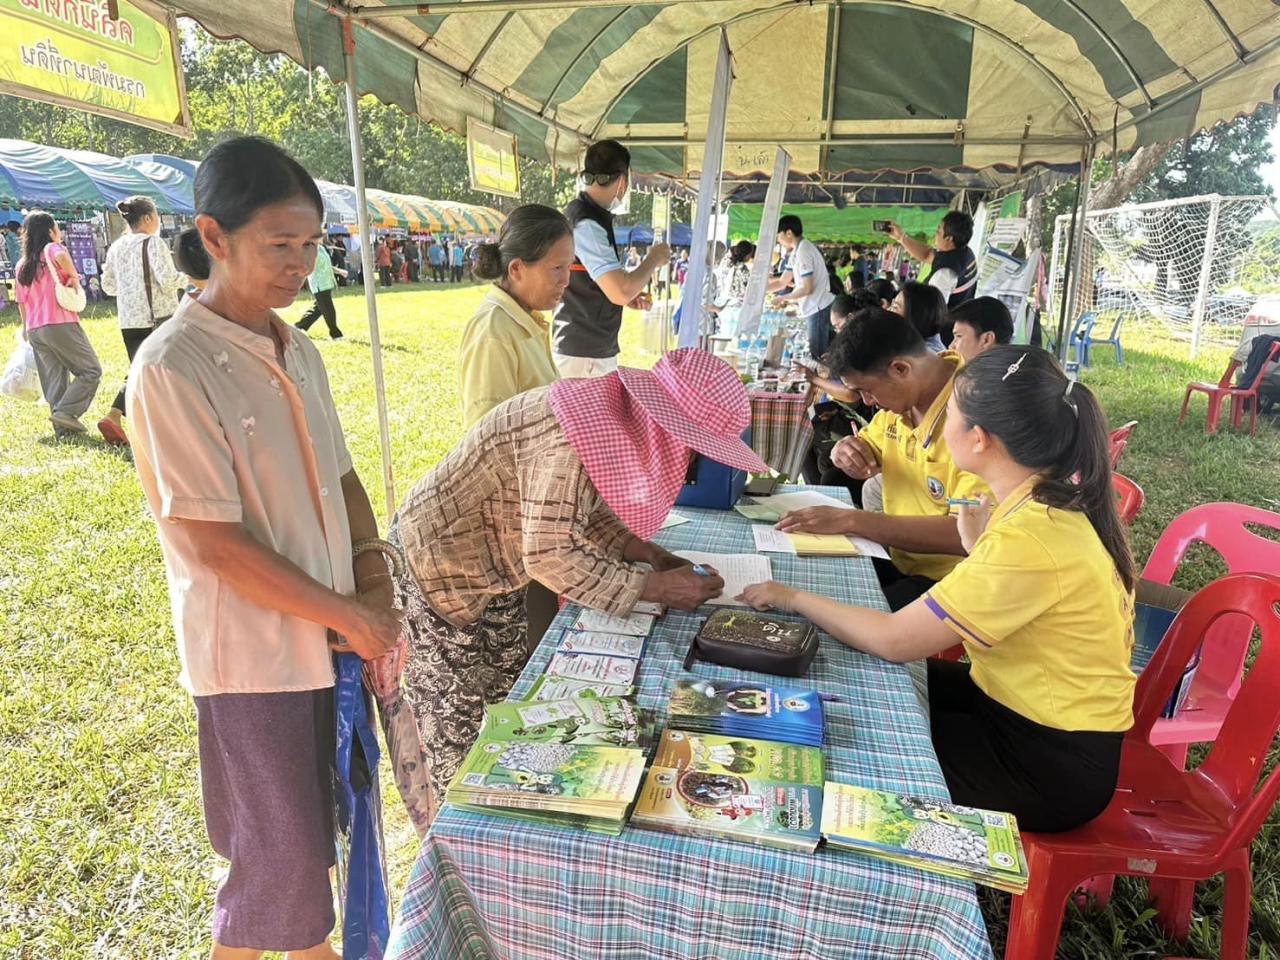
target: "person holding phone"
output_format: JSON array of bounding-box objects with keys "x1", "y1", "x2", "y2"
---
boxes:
[{"x1": 885, "y1": 211, "x2": 977, "y2": 309}]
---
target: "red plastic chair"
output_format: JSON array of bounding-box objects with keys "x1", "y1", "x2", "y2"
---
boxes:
[
  {"x1": 1144, "y1": 503, "x2": 1280, "y2": 764},
  {"x1": 1180, "y1": 341, "x2": 1280, "y2": 436},
  {"x1": 1109, "y1": 420, "x2": 1138, "y2": 470},
  {"x1": 1008, "y1": 573, "x2": 1280, "y2": 960},
  {"x1": 1113, "y1": 473, "x2": 1145, "y2": 525}
]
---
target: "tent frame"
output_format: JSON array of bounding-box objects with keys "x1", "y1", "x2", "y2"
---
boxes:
[{"x1": 194, "y1": 0, "x2": 1279, "y2": 509}]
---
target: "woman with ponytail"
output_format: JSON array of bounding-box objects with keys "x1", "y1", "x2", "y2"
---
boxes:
[
  {"x1": 457, "y1": 203, "x2": 573, "y2": 430},
  {"x1": 741, "y1": 345, "x2": 1136, "y2": 832}
]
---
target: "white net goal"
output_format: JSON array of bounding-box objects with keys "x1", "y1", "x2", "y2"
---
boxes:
[{"x1": 1048, "y1": 193, "x2": 1280, "y2": 356}]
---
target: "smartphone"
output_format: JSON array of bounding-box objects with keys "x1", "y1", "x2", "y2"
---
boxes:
[
  {"x1": 873, "y1": 219, "x2": 892, "y2": 233},
  {"x1": 744, "y1": 476, "x2": 780, "y2": 497}
]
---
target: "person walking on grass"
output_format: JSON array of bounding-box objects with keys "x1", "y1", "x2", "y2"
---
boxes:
[
  {"x1": 98, "y1": 195, "x2": 187, "y2": 446},
  {"x1": 295, "y1": 238, "x2": 347, "y2": 340},
  {"x1": 13, "y1": 211, "x2": 103, "y2": 438},
  {"x1": 450, "y1": 238, "x2": 466, "y2": 282},
  {"x1": 127, "y1": 135, "x2": 403, "y2": 960}
]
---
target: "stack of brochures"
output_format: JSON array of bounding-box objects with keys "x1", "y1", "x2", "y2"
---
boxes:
[
  {"x1": 666, "y1": 678, "x2": 824, "y2": 746},
  {"x1": 820, "y1": 782, "x2": 1030, "y2": 893},
  {"x1": 632, "y1": 729, "x2": 824, "y2": 852},
  {"x1": 482, "y1": 696, "x2": 657, "y2": 749},
  {"x1": 447, "y1": 737, "x2": 647, "y2": 835}
]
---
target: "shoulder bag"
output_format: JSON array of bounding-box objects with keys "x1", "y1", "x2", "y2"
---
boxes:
[{"x1": 43, "y1": 243, "x2": 87, "y2": 314}]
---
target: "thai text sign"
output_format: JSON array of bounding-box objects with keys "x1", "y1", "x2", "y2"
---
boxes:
[
  {"x1": 467, "y1": 119, "x2": 520, "y2": 198},
  {"x1": 1, "y1": 0, "x2": 190, "y2": 137}
]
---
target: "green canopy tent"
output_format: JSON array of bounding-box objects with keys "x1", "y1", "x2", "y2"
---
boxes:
[{"x1": 152, "y1": 0, "x2": 1280, "y2": 513}]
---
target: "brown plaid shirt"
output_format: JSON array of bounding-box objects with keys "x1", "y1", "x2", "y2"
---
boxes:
[{"x1": 397, "y1": 387, "x2": 649, "y2": 627}]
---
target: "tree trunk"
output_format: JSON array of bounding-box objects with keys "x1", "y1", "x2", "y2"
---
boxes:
[{"x1": 1088, "y1": 140, "x2": 1176, "y2": 211}]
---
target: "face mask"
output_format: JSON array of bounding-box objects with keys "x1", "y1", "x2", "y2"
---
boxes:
[{"x1": 609, "y1": 183, "x2": 630, "y2": 215}]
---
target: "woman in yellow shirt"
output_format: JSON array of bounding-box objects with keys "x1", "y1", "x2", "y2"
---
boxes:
[
  {"x1": 458, "y1": 204, "x2": 573, "y2": 430},
  {"x1": 742, "y1": 346, "x2": 1136, "y2": 832}
]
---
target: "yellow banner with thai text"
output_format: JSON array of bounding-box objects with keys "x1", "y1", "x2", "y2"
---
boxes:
[{"x1": 0, "y1": 0, "x2": 190, "y2": 137}]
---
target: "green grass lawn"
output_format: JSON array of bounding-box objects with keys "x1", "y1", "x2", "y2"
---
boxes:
[{"x1": 2, "y1": 283, "x2": 1278, "y2": 958}]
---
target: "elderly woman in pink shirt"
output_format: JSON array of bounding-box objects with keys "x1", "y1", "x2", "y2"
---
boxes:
[
  {"x1": 13, "y1": 211, "x2": 103, "y2": 438},
  {"x1": 127, "y1": 137, "x2": 402, "y2": 960}
]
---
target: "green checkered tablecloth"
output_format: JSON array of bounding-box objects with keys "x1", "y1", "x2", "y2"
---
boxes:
[{"x1": 386, "y1": 487, "x2": 993, "y2": 960}]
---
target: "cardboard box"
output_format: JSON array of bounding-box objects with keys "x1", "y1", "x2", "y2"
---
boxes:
[{"x1": 1130, "y1": 579, "x2": 1200, "y2": 719}]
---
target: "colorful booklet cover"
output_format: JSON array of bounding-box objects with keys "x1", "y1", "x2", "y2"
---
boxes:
[
  {"x1": 557, "y1": 630, "x2": 647, "y2": 659},
  {"x1": 666, "y1": 678, "x2": 824, "y2": 746},
  {"x1": 447, "y1": 737, "x2": 646, "y2": 834},
  {"x1": 546, "y1": 652, "x2": 639, "y2": 686},
  {"x1": 632, "y1": 730, "x2": 824, "y2": 852},
  {"x1": 820, "y1": 783, "x2": 1029, "y2": 894},
  {"x1": 482, "y1": 697, "x2": 653, "y2": 747},
  {"x1": 569, "y1": 609, "x2": 655, "y2": 636},
  {"x1": 524, "y1": 676, "x2": 634, "y2": 702}
]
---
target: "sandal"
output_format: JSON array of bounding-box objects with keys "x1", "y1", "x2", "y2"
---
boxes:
[{"x1": 97, "y1": 418, "x2": 129, "y2": 446}]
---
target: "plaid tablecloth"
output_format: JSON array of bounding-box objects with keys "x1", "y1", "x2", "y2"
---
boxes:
[
  {"x1": 386, "y1": 488, "x2": 993, "y2": 960},
  {"x1": 749, "y1": 390, "x2": 813, "y2": 481}
]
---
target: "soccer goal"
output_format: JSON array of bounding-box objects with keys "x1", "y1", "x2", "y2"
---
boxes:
[{"x1": 1049, "y1": 193, "x2": 1280, "y2": 357}]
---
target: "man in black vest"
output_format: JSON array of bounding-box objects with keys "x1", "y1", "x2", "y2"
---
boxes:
[
  {"x1": 553, "y1": 140, "x2": 670, "y2": 377},
  {"x1": 887, "y1": 211, "x2": 978, "y2": 310}
]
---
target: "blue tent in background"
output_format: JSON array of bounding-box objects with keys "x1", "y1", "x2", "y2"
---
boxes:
[
  {"x1": 614, "y1": 222, "x2": 692, "y2": 248},
  {"x1": 0, "y1": 140, "x2": 194, "y2": 215}
]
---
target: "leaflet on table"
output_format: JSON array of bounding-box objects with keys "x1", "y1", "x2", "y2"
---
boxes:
[
  {"x1": 546, "y1": 652, "x2": 639, "y2": 686},
  {"x1": 666, "y1": 678, "x2": 824, "y2": 746},
  {"x1": 734, "y1": 490, "x2": 852, "y2": 522},
  {"x1": 446, "y1": 736, "x2": 646, "y2": 832},
  {"x1": 820, "y1": 782, "x2": 1029, "y2": 894},
  {"x1": 569, "y1": 609, "x2": 656, "y2": 636},
  {"x1": 671, "y1": 551, "x2": 772, "y2": 606},
  {"x1": 632, "y1": 729, "x2": 824, "y2": 852},
  {"x1": 633, "y1": 601, "x2": 665, "y2": 616},
  {"x1": 482, "y1": 696, "x2": 651, "y2": 747},
  {"x1": 660, "y1": 512, "x2": 692, "y2": 529},
  {"x1": 524, "y1": 675, "x2": 634, "y2": 701},
  {"x1": 557, "y1": 630, "x2": 647, "y2": 658},
  {"x1": 752, "y1": 525, "x2": 861, "y2": 557}
]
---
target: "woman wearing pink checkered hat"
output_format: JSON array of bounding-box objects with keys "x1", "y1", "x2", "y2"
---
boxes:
[{"x1": 380, "y1": 348, "x2": 768, "y2": 829}]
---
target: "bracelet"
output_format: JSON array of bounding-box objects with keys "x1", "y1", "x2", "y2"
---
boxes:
[{"x1": 352, "y1": 537, "x2": 406, "y2": 578}]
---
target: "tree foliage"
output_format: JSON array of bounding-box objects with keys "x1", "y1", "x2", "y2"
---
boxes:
[{"x1": 0, "y1": 27, "x2": 577, "y2": 212}]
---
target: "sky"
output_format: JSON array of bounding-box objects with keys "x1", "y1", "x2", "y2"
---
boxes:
[{"x1": 1262, "y1": 118, "x2": 1280, "y2": 200}]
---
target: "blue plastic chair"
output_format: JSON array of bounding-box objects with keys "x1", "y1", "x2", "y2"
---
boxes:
[
  {"x1": 1083, "y1": 313, "x2": 1125, "y2": 366},
  {"x1": 1049, "y1": 312, "x2": 1097, "y2": 368}
]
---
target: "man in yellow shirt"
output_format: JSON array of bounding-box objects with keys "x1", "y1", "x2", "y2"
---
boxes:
[{"x1": 778, "y1": 307, "x2": 987, "y2": 609}]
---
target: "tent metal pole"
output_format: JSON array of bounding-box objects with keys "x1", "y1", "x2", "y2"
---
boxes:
[
  {"x1": 342, "y1": 20, "x2": 397, "y2": 518},
  {"x1": 1054, "y1": 141, "x2": 1094, "y2": 364}
]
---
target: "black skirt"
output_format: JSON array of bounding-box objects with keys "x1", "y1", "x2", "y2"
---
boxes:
[{"x1": 927, "y1": 659, "x2": 1124, "y2": 833}]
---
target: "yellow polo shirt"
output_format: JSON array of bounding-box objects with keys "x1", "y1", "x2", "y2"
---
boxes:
[
  {"x1": 926, "y1": 477, "x2": 1136, "y2": 733},
  {"x1": 459, "y1": 286, "x2": 560, "y2": 429},
  {"x1": 857, "y1": 352, "x2": 989, "y2": 579}
]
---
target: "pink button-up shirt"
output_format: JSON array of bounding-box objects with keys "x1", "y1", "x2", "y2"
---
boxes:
[{"x1": 127, "y1": 296, "x2": 355, "y2": 695}]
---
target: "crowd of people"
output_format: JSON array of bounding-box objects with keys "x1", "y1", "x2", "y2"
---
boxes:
[{"x1": 8, "y1": 134, "x2": 1135, "y2": 959}]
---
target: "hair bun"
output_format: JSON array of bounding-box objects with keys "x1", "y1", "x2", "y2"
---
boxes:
[
  {"x1": 115, "y1": 200, "x2": 132, "y2": 215},
  {"x1": 473, "y1": 241, "x2": 503, "y2": 281}
]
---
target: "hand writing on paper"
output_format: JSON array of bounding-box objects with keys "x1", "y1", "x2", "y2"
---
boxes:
[
  {"x1": 737, "y1": 580, "x2": 797, "y2": 613},
  {"x1": 647, "y1": 566, "x2": 725, "y2": 611}
]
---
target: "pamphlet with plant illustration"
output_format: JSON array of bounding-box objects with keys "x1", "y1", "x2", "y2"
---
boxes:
[
  {"x1": 631, "y1": 729, "x2": 824, "y2": 852},
  {"x1": 820, "y1": 782, "x2": 1029, "y2": 893},
  {"x1": 666, "y1": 678, "x2": 824, "y2": 746},
  {"x1": 524, "y1": 676, "x2": 634, "y2": 702},
  {"x1": 482, "y1": 696, "x2": 654, "y2": 747},
  {"x1": 446, "y1": 736, "x2": 646, "y2": 833}
]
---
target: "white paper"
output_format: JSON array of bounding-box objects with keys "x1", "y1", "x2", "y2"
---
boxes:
[
  {"x1": 763, "y1": 490, "x2": 854, "y2": 512},
  {"x1": 673, "y1": 551, "x2": 773, "y2": 606},
  {"x1": 660, "y1": 512, "x2": 691, "y2": 529},
  {"x1": 545, "y1": 652, "x2": 639, "y2": 686},
  {"x1": 848, "y1": 536, "x2": 891, "y2": 560},
  {"x1": 557, "y1": 631, "x2": 646, "y2": 658},
  {"x1": 751, "y1": 526, "x2": 798, "y2": 554},
  {"x1": 569, "y1": 610, "x2": 655, "y2": 636}
]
